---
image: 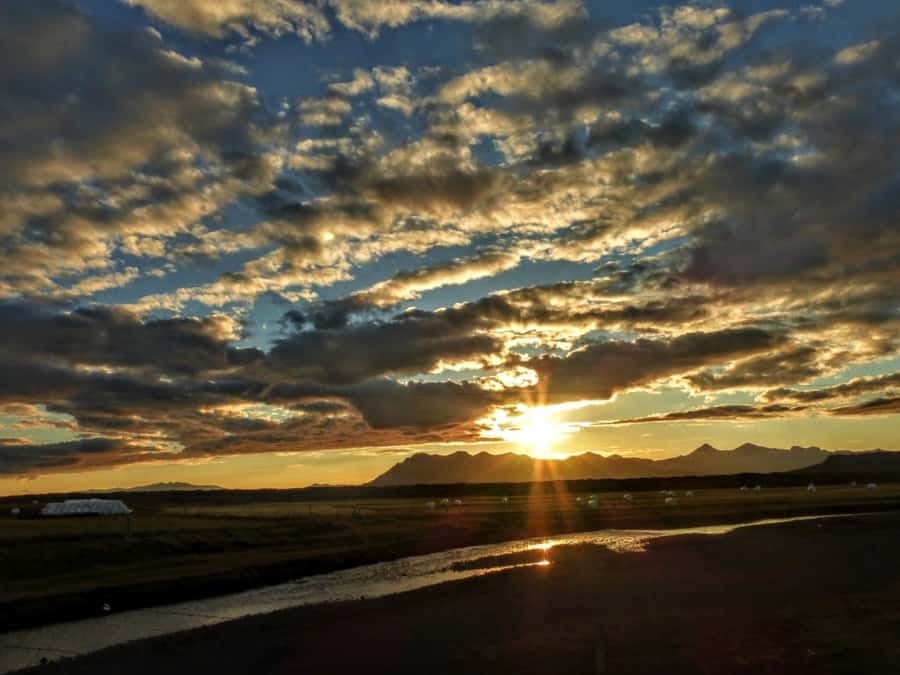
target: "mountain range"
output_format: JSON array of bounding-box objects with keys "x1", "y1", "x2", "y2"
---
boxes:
[
  {"x1": 369, "y1": 443, "x2": 845, "y2": 486},
  {"x1": 800, "y1": 451, "x2": 900, "y2": 475},
  {"x1": 86, "y1": 481, "x2": 223, "y2": 493}
]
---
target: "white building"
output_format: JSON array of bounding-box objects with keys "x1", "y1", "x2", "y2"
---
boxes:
[{"x1": 41, "y1": 499, "x2": 132, "y2": 516}]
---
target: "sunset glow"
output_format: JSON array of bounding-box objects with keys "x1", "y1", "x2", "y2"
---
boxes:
[
  {"x1": 492, "y1": 406, "x2": 573, "y2": 460},
  {"x1": 0, "y1": 0, "x2": 898, "y2": 495}
]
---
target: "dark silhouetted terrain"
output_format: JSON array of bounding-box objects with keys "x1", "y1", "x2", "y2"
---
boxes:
[
  {"x1": 26, "y1": 513, "x2": 900, "y2": 675},
  {"x1": 86, "y1": 482, "x2": 224, "y2": 493},
  {"x1": 800, "y1": 451, "x2": 900, "y2": 475},
  {"x1": 369, "y1": 443, "x2": 835, "y2": 486}
]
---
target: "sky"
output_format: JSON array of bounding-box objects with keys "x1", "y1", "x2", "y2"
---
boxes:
[{"x1": 0, "y1": 0, "x2": 898, "y2": 494}]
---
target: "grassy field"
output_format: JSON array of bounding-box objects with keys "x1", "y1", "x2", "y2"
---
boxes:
[{"x1": 4, "y1": 481, "x2": 900, "y2": 631}]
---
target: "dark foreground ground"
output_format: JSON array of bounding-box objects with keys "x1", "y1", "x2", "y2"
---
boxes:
[
  {"x1": 5, "y1": 483, "x2": 900, "y2": 631},
  {"x1": 28, "y1": 512, "x2": 900, "y2": 675}
]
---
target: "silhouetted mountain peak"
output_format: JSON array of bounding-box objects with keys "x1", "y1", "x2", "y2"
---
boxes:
[
  {"x1": 734, "y1": 442, "x2": 770, "y2": 453},
  {"x1": 368, "y1": 442, "x2": 845, "y2": 486}
]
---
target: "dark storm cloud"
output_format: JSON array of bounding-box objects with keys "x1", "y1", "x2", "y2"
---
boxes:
[
  {"x1": 268, "y1": 311, "x2": 503, "y2": 384},
  {"x1": 281, "y1": 278, "x2": 713, "y2": 376},
  {"x1": 687, "y1": 346, "x2": 823, "y2": 391},
  {"x1": 829, "y1": 397, "x2": 900, "y2": 417},
  {"x1": 289, "y1": 400, "x2": 348, "y2": 414},
  {"x1": 0, "y1": 302, "x2": 262, "y2": 375},
  {"x1": 605, "y1": 403, "x2": 805, "y2": 425},
  {"x1": 344, "y1": 379, "x2": 511, "y2": 429},
  {"x1": 0, "y1": 438, "x2": 132, "y2": 475},
  {"x1": 533, "y1": 328, "x2": 784, "y2": 402},
  {"x1": 586, "y1": 108, "x2": 699, "y2": 153},
  {"x1": 430, "y1": 282, "x2": 709, "y2": 332},
  {"x1": 766, "y1": 372, "x2": 900, "y2": 404}
]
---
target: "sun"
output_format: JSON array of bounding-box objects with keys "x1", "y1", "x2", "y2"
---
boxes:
[
  {"x1": 507, "y1": 406, "x2": 572, "y2": 459},
  {"x1": 520, "y1": 407, "x2": 558, "y2": 458},
  {"x1": 484, "y1": 404, "x2": 576, "y2": 459}
]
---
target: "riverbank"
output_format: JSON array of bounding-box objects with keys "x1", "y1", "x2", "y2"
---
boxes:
[{"x1": 22, "y1": 511, "x2": 900, "y2": 674}]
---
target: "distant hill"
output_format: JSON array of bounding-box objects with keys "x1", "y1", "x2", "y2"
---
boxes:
[
  {"x1": 368, "y1": 443, "x2": 834, "y2": 486},
  {"x1": 799, "y1": 451, "x2": 900, "y2": 475},
  {"x1": 86, "y1": 482, "x2": 223, "y2": 493},
  {"x1": 655, "y1": 443, "x2": 830, "y2": 477}
]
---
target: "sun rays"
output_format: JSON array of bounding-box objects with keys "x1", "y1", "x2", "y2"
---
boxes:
[
  {"x1": 488, "y1": 404, "x2": 575, "y2": 460},
  {"x1": 518, "y1": 406, "x2": 565, "y2": 459}
]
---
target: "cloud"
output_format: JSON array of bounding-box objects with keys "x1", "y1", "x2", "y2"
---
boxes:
[
  {"x1": 322, "y1": 250, "x2": 521, "y2": 314},
  {"x1": 0, "y1": 438, "x2": 136, "y2": 475},
  {"x1": 327, "y1": 0, "x2": 584, "y2": 39},
  {"x1": 121, "y1": 0, "x2": 331, "y2": 42},
  {"x1": 121, "y1": 0, "x2": 585, "y2": 43},
  {"x1": 268, "y1": 310, "x2": 504, "y2": 383},
  {"x1": 0, "y1": 302, "x2": 261, "y2": 376},
  {"x1": 532, "y1": 328, "x2": 785, "y2": 403},
  {"x1": 343, "y1": 379, "x2": 510, "y2": 428},
  {"x1": 766, "y1": 372, "x2": 900, "y2": 403},
  {"x1": 829, "y1": 397, "x2": 900, "y2": 417},
  {"x1": 603, "y1": 403, "x2": 806, "y2": 425},
  {"x1": 298, "y1": 96, "x2": 353, "y2": 126},
  {"x1": 687, "y1": 346, "x2": 823, "y2": 390},
  {"x1": 2, "y1": 1, "x2": 900, "y2": 479},
  {"x1": 0, "y1": 0, "x2": 278, "y2": 297}
]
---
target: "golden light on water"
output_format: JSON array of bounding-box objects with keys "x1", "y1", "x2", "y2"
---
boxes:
[{"x1": 529, "y1": 541, "x2": 556, "y2": 552}]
